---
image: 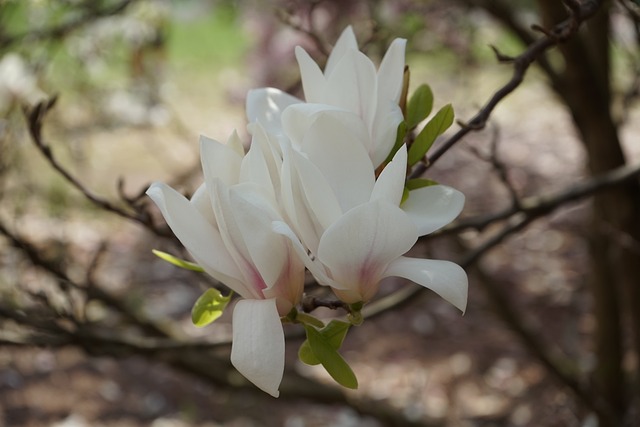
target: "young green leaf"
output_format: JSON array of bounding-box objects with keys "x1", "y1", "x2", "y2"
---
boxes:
[
  {"x1": 407, "y1": 104, "x2": 454, "y2": 166},
  {"x1": 298, "y1": 320, "x2": 351, "y2": 366},
  {"x1": 152, "y1": 249, "x2": 205, "y2": 272},
  {"x1": 191, "y1": 288, "x2": 231, "y2": 327},
  {"x1": 406, "y1": 178, "x2": 439, "y2": 190},
  {"x1": 303, "y1": 324, "x2": 358, "y2": 389},
  {"x1": 406, "y1": 84, "x2": 434, "y2": 129}
]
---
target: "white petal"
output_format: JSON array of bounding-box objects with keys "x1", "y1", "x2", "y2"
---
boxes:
[
  {"x1": 402, "y1": 185, "x2": 465, "y2": 236},
  {"x1": 295, "y1": 46, "x2": 326, "y2": 103},
  {"x1": 226, "y1": 129, "x2": 245, "y2": 157},
  {"x1": 317, "y1": 201, "x2": 418, "y2": 296},
  {"x1": 231, "y1": 298, "x2": 285, "y2": 397},
  {"x1": 324, "y1": 25, "x2": 358, "y2": 77},
  {"x1": 228, "y1": 184, "x2": 287, "y2": 289},
  {"x1": 146, "y1": 182, "x2": 247, "y2": 293},
  {"x1": 246, "y1": 87, "x2": 301, "y2": 132},
  {"x1": 301, "y1": 112, "x2": 375, "y2": 212},
  {"x1": 371, "y1": 101, "x2": 404, "y2": 167},
  {"x1": 324, "y1": 49, "x2": 378, "y2": 128},
  {"x1": 377, "y1": 38, "x2": 407, "y2": 104},
  {"x1": 272, "y1": 220, "x2": 341, "y2": 289},
  {"x1": 190, "y1": 183, "x2": 216, "y2": 226},
  {"x1": 384, "y1": 256, "x2": 468, "y2": 313},
  {"x1": 200, "y1": 135, "x2": 242, "y2": 187},
  {"x1": 281, "y1": 103, "x2": 348, "y2": 148},
  {"x1": 371, "y1": 144, "x2": 407, "y2": 206}
]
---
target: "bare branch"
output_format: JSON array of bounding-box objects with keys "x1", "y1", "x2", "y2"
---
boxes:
[{"x1": 425, "y1": 0, "x2": 603, "y2": 168}]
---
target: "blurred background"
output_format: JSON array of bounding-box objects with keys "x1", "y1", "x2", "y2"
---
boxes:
[{"x1": 1, "y1": 1, "x2": 639, "y2": 426}]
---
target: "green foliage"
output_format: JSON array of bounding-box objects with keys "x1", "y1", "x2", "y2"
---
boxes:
[
  {"x1": 301, "y1": 322, "x2": 358, "y2": 389},
  {"x1": 406, "y1": 84, "x2": 434, "y2": 129},
  {"x1": 407, "y1": 104, "x2": 454, "y2": 166},
  {"x1": 168, "y1": 3, "x2": 248, "y2": 68},
  {"x1": 191, "y1": 288, "x2": 231, "y2": 327},
  {"x1": 152, "y1": 249, "x2": 205, "y2": 272}
]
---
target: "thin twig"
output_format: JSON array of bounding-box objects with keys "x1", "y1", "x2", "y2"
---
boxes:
[{"x1": 425, "y1": 0, "x2": 603, "y2": 168}]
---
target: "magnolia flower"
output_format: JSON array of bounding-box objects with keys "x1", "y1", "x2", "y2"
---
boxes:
[
  {"x1": 147, "y1": 128, "x2": 304, "y2": 397},
  {"x1": 246, "y1": 26, "x2": 406, "y2": 169},
  {"x1": 295, "y1": 26, "x2": 406, "y2": 167},
  {"x1": 275, "y1": 109, "x2": 467, "y2": 310}
]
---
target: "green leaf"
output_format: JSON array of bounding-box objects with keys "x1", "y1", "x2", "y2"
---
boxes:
[
  {"x1": 191, "y1": 288, "x2": 232, "y2": 327},
  {"x1": 298, "y1": 340, "x2": 321, "y2": 365},
  {"x1": 382, "y1": 121, "x2": 408, "y2": 165},
  {"x1": 299, "y1": 320, "x2": 351, "y2": 366},
  {"x1": 303, "y1": 324, "x2": 358, "y2": 389},
  {"x1": 406, "y1": 178, "x2": 439, "y2": 190},
  {"x1": 406, "y1": 84, "x2": 434, "y2": 129},
  {"x1": 407, "y1": 104, "x2": 454, "y2": 166},
  {"x1": 152, "y1": 249, "x2": 205, "y2": 272}
]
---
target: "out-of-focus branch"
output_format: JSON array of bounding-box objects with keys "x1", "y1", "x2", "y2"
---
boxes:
[
  {"x1": 440, "y1": 160, "x2": 640, "y2": 236},
  {"x1": 23, "y1": 98, "x2": 170, "y2": 237},
  {"x1": 0, "y1": 0, "x2": 138, "y2": 50},
  {"x1": 421, "y1": 0, "x2": 603, "y2": 169}
]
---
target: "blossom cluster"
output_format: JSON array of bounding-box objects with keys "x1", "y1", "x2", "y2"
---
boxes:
[{"x1": 147, "y1": 27, "x2": 467, "y2": 397}]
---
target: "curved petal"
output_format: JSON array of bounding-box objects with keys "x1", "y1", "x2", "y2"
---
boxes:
[
  {"x1": 272, "y1": 220, "x2": 341, "y2": 289},
  {"x1": 189, "y1": 183, "x2": 216, "y2": 227},
  {"x1": 383, "y1": 256, "x2": 468, "y2": 313},
  {"x1": 246, "y1": 87, "x2": 301, "y2": 133},
  {"x1": 295, "y1": 46, "x2": 325, "y2": 103},
  {"x1": 402, "y1": 185, "x2": 465, "y2": 236},
  {"x1": 324, "y1": 49, "x2": 378, "y2": 128},
  {"x1": 200, "y1": 135, "x2": 242, "y2": 187},
  {"x1": 371, "y1": 101, "x2": 404, "y2": 167},
  {"x1": 317, "y1": 200, "x2": 418, "y2": 298},
  {"x1": 228, "y1": 184, "x2": 287, "y2": 289},
  {"x1": 370, "y1": 143, "x2": 407, "y2": 206},
  {"x1": 324, "y1": 25, "x2": 358, "y2": 77},
  {"x1": 145, "y1": 182, "x2": 247, "y2": 295},
  {"x1": 231, "y1": 298, "x2": 285, "y2": 398},
  {"x1": 301, "y1": 112, "x2": 375, "y2": 212},
  {"x1": 377, "y1": 38, "x2": 407, "y2": 104},
  {"x1": 280, "y1": 103, "x2": 349, "y2": 148}
]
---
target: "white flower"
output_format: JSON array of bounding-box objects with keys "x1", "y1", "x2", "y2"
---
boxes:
[
  {"x1": 147, "y1": 127, "x2": 304, "y2": 397},
  {"x1": 246, "y1": 26, "x2": 407, "y2": 168},
  {"x1": 275, "y1": 109, "x2": 468, "y2": 310},
  {"x1": 295, "y1": 26, "x2": 406, "y2": 167}
]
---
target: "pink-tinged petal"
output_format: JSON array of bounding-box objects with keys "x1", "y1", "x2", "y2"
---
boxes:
[
  {"x1": 200, "y1": 135, "x2": 242, "y2": 187},
  {"x1": 371, "y1": 144, "x2": 407, "y2": 206},
  {"x1": 371, "y1": 101, "x2": 404, "y2": 167},
  {"x1": 402, "y1": 185, "x2": 465, "y2": 236},
  {"x1": 145, "y1": 182, "x2": 247, "y2": 294},
  {"x1": 231, "y1": 298, "x2": 285, "y2": 397},
  {"x1": 324, "y1": 25, "x2": 358, "y2": 77},
  {"x1": 324, "y1": 50, "x2": 378, "y2": 128},
  {"x1": 384, "y1": 256, "x2": 468, "y2": 312},
  {"x1": 317, "y1": 200, "x2": 418, "y2": 296},
  {"x1": 295, "y1": 46, "x2": 326, "y2": 103},
  {"x1": 301, "y1": 112, "x2": 375, "y2": 212},
  {"x1": 272, "y1": 220, "x2": 341, "y2": 289},
  {"x1": 246, "y1": 87, "x2": 302, "y2": 132},
  {"x1": 377, "y1": 38, "x2": 407, "y2": 104}
]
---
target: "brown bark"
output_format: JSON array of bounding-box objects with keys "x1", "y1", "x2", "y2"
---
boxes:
[{"x1": 536, "y1": 1, "x2": 640, "y2": 424}]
